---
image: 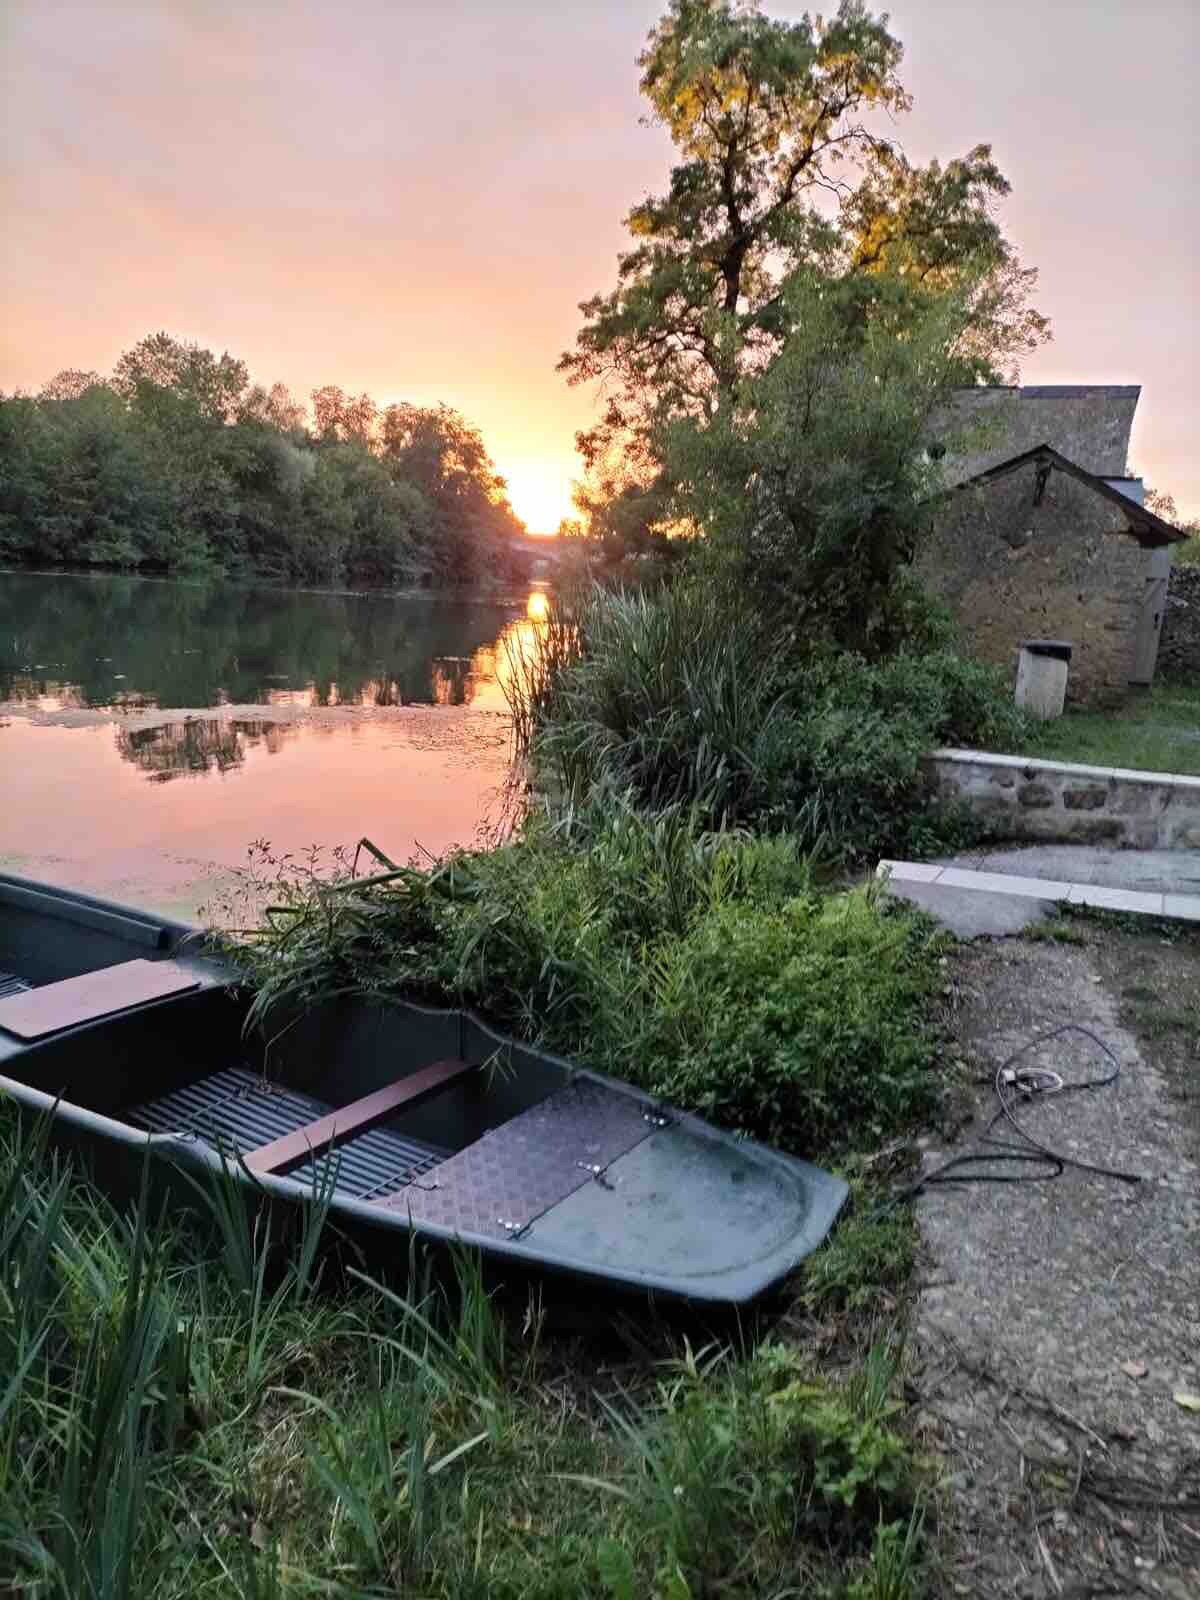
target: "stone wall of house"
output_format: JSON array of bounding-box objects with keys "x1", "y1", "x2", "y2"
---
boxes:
[
  {"x1": 917, "y1": 460, "x2": 1148, "y2": 705},
  {"x1": 1160, "y1": 564, "x2": 1200, "y2": 677},
  {"x1": 926, "y1": 749, "x2": 1200, "y2": 849}
]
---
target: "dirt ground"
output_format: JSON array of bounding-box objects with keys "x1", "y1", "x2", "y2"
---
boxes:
[{"x1": 912, "y1": 920, "x2": 1199, "y2": 1599}]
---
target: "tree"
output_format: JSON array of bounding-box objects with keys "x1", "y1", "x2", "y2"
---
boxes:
[
  {"x1": 378, "y1": 403, "x2": 525, "y2": 581},
  {"x1": 112, "y1": 332, "x2": 250, "y2": 424},
  {"x1": 3, "y1": 332, "x2": 524, "y2": 587},
  {"x1": 560, "y1": 0, "x2": 1048, "y2": 551},
  {"x1": 39, "y1": 370, "x2": 108, "y2": 402},
  {"x1": 238, "y1": 381, "x2": 307, "y2": 433},
  {"x1": 668, "y1": 269, "x2": 974, "y2": 649},
  {"x1": 310, "y1": 385, "x2": 378, "y2": 446}
]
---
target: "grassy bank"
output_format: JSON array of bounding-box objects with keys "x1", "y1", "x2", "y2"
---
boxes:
[
  {"x1": 1029, "y1": 678, "x2": 1200, "y2": 776},
  {"x1": 2, "y1": 1108, "x2": 926, "y2": 1599}
]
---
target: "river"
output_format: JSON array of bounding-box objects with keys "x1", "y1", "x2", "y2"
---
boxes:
[{"x1": 0, "y1": 570, "x2": 541, "y2": 920}]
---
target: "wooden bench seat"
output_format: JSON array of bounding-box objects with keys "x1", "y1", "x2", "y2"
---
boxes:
[
  {"x1": 243, "y1": 1057, "x2": 477, "y2": 1177},
  {"x1": 0, "y1": 959, "x2": 199, "y2": 1040}
]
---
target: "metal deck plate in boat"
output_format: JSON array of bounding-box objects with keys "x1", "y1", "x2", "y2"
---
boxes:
[
  {"x1": 128, "y1": 1067, "x2": 449, "y2": 1202},
  {"x1": 383, "y1": 1077, "x2": 659, "y2": 1238},
  {"x1": 0, "y1": 971, "x2": 31, "y2": 1002}
]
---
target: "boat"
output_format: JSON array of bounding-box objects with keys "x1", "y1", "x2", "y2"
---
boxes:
[{"x1": 0, "y1": 872, "x2": 847, "y2": 1308}]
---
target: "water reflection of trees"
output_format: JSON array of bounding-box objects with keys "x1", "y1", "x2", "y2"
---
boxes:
[
  {"x1": 0, "y1": 573, "x2": 529, "y2": 710},
  {"x1": 115, "y1": 718, "x2": 295, "y2": 782}
]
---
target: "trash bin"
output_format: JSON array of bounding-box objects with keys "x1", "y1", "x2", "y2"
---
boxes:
[{"x1": 1015, "y1": 639, "x2": 1072, "y2": 720}]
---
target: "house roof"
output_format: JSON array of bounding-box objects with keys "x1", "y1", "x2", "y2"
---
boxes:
[
  {"x1": 967, "y1": 384, "x2": 1141, "y2": 401},
  {"x1": 938, "y1": 385, "x2": 1141, "y2": 482},
  {"x1": 941, "y1": 443, "x2": 1186, "y2": 547}
]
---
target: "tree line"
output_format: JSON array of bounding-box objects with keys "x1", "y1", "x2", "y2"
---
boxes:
[{"x1": 0, "y1": 335, "x2": 527, "y2": 587}]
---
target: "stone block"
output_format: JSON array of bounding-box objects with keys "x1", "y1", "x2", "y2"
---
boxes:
[
  {"x1": 1062, "y1": 785, "x2": 1108, "y2": 811},
  {"x1": 1066, "y1": 884, "x2": 1163, "y2": 914},
  {"x1": 1018, "y1": 783, "x2": 1056, "y2": 809},
  {"x1": 1110, "y1": 786, "x2": 1153, "y2": 815},
  {"x1": 1168, "y1": 820, "x2": 1200, "y2": 850},
  {"x1": 1061, "y1": 818, "x2": 1125, "y2": 844}
]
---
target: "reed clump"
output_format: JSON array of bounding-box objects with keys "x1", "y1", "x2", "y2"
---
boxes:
[{"x1": 2, "y1": 1106, "x2": 926, "y2": 1599}]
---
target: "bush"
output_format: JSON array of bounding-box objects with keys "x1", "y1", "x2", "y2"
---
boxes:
[
  {"x1": 237, "y1": 803, "x2": 943, "y2": 1158},
  {"x1": 623, "y1": 890, "x2": 941, "y2": 1150},
  {"x1": 514, "y1": 579, "x2": 1029, "y2": 859}
]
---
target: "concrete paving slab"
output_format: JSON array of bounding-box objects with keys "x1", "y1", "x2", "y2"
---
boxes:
[
  {"x1": 881, "y1": 853, "x2": 1200, "y2": 937},
  {"x1": 935, "y1": 845, "x2": 1200, "y2": 895},
  {"x1": 1065, "y1": 883, "x2": 1164, "y2": 914},
  {"x1": 881, "y1": 880, "x2": 1054, "y2": 938},
  {"x1": 877, "y1": 859, "x2": 944, "y2": 883},
  {"x1": 1163, "y1": 893, "x2": 1200, "y2": 922},
  {"x1": 937, "y1": 866, "x2": 1071, "y2": 899}
]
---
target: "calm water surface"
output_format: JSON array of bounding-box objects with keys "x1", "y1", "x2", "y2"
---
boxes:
[{"x1": 1, "y1": 571, "x2": 542, "y2": 918}]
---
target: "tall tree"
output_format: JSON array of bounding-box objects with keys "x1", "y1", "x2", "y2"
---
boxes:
[
  {"x1": 560, "y1": 0, "x2": 1047, "y2": 538},
  {"x1": 378, "y1": 404, "x2": 525, "y2": 581},
  {"x1": 112, "y1": 332, "x2": 250, "y2": 424}
]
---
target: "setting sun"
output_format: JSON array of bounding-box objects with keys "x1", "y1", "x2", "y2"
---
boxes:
[{"x1": 499, "y1": 459, "x2": 576, "y2": 536}]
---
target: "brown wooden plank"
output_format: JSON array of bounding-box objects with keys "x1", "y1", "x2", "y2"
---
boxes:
[
  {"x1": 0, "y1": 959, "x2": 199, "y2": 1040},
  {"x1": 243, "y1": 1057, "x2": 476, "y2": 1176}
]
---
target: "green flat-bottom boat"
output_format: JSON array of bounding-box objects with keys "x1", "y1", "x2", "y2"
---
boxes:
[{"x1": 0, "y1": 872, "x2": 847, "y2": 1309}]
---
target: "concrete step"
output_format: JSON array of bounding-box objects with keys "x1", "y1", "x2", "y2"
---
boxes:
[{"x1": 877, "y1": 859, "x2": 1200, "y2": 937}]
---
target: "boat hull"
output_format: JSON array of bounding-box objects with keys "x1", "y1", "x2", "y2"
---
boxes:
[{"x1": 0, "y1": 873, "x2": 848, "y2": 1309}]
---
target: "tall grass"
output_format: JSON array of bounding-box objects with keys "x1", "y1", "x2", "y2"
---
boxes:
[
  {"x1": 503, "y1": 582, "x2": 795, "y2": 823},
  {"x1": 1, "y1": 1105, "x2": 927, "y2": 1598},
  {"x1": 501, "y1": 577, "x2": 1027, "y2": 858}
]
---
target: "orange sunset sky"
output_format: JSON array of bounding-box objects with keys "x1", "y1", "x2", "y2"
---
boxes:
[{"x1": 2, "y1": 1, "x2": 1197, "y2": 530}]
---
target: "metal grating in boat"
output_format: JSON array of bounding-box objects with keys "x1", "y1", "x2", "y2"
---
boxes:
[
  {"x1": 127, "y1": 1066, "x2": 450, "y2": 1202},
  {"x1": 0, "y1": 971, "x2": 32, "y2": 1002}
]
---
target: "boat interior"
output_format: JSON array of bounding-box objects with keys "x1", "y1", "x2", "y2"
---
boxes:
[{"x1": 0, "y1": 875, "x2": 662, "y2": 1233}]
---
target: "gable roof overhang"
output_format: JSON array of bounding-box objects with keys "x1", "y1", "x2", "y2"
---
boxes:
[{"x1": 935, "y1": 443, "x2": 1186, "y2": 548}]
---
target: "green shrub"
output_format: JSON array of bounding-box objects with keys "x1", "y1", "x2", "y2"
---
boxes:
[
  {"x1": 511, "y1": 580, "x2": 1029, "y2": 860},
  {"x1": 238, "y1": 805, "x2": 943, "y2": 1158},
  {"x1": 619, "y1": 890, "x2": 941, "y2": 1150}
]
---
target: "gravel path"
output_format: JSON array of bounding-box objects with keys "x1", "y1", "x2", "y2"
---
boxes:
[{"x1": 912, "y1": 938, "x2": 1199, "y2": 1598}]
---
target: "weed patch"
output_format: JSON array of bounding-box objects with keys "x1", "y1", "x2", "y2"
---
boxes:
[
  {"x1": 1, "y1": 1107, "x2": 928, "y2": 1599},
  {"x1": 234, "y1": 807, "x2": 947, "y2": 1159}
]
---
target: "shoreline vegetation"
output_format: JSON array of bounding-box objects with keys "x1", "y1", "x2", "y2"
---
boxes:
[
  {"x1": 0, "y1": 560, "x2": 538, "y2": 606},
  {"x1": 0, "y1": 332, "x2": 532, "y2": 591}
]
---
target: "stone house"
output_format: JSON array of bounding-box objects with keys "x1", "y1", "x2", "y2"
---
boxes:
[{"x1": 917, "y1": 385, "x2": 1187, "y2": 703}]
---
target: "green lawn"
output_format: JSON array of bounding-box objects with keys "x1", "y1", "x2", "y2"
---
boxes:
[{"x1": 1031, "y1": 678, "x2": 1200, "y2": 776}]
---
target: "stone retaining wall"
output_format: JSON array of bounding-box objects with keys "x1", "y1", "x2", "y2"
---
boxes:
[
  {"x1": 927, "y1": 748, "x2": 1200, "y2": 849},
  {"x1": 1160, "y1": 563, "x2": 1200, "y2": 677}
]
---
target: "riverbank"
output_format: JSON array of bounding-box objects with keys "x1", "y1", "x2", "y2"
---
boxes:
[{"x1": 0, "y1": 562, "x2": 541, "y2": 607}]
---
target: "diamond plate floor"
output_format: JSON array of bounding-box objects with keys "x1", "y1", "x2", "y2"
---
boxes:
[{"x1": 382, "y1": 1077, "x2": 660, "y2": 1239}]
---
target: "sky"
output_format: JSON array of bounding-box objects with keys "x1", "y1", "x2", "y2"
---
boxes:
[{"x1": 2, "y1": 1, "x2": 1197, "y2": 530}]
